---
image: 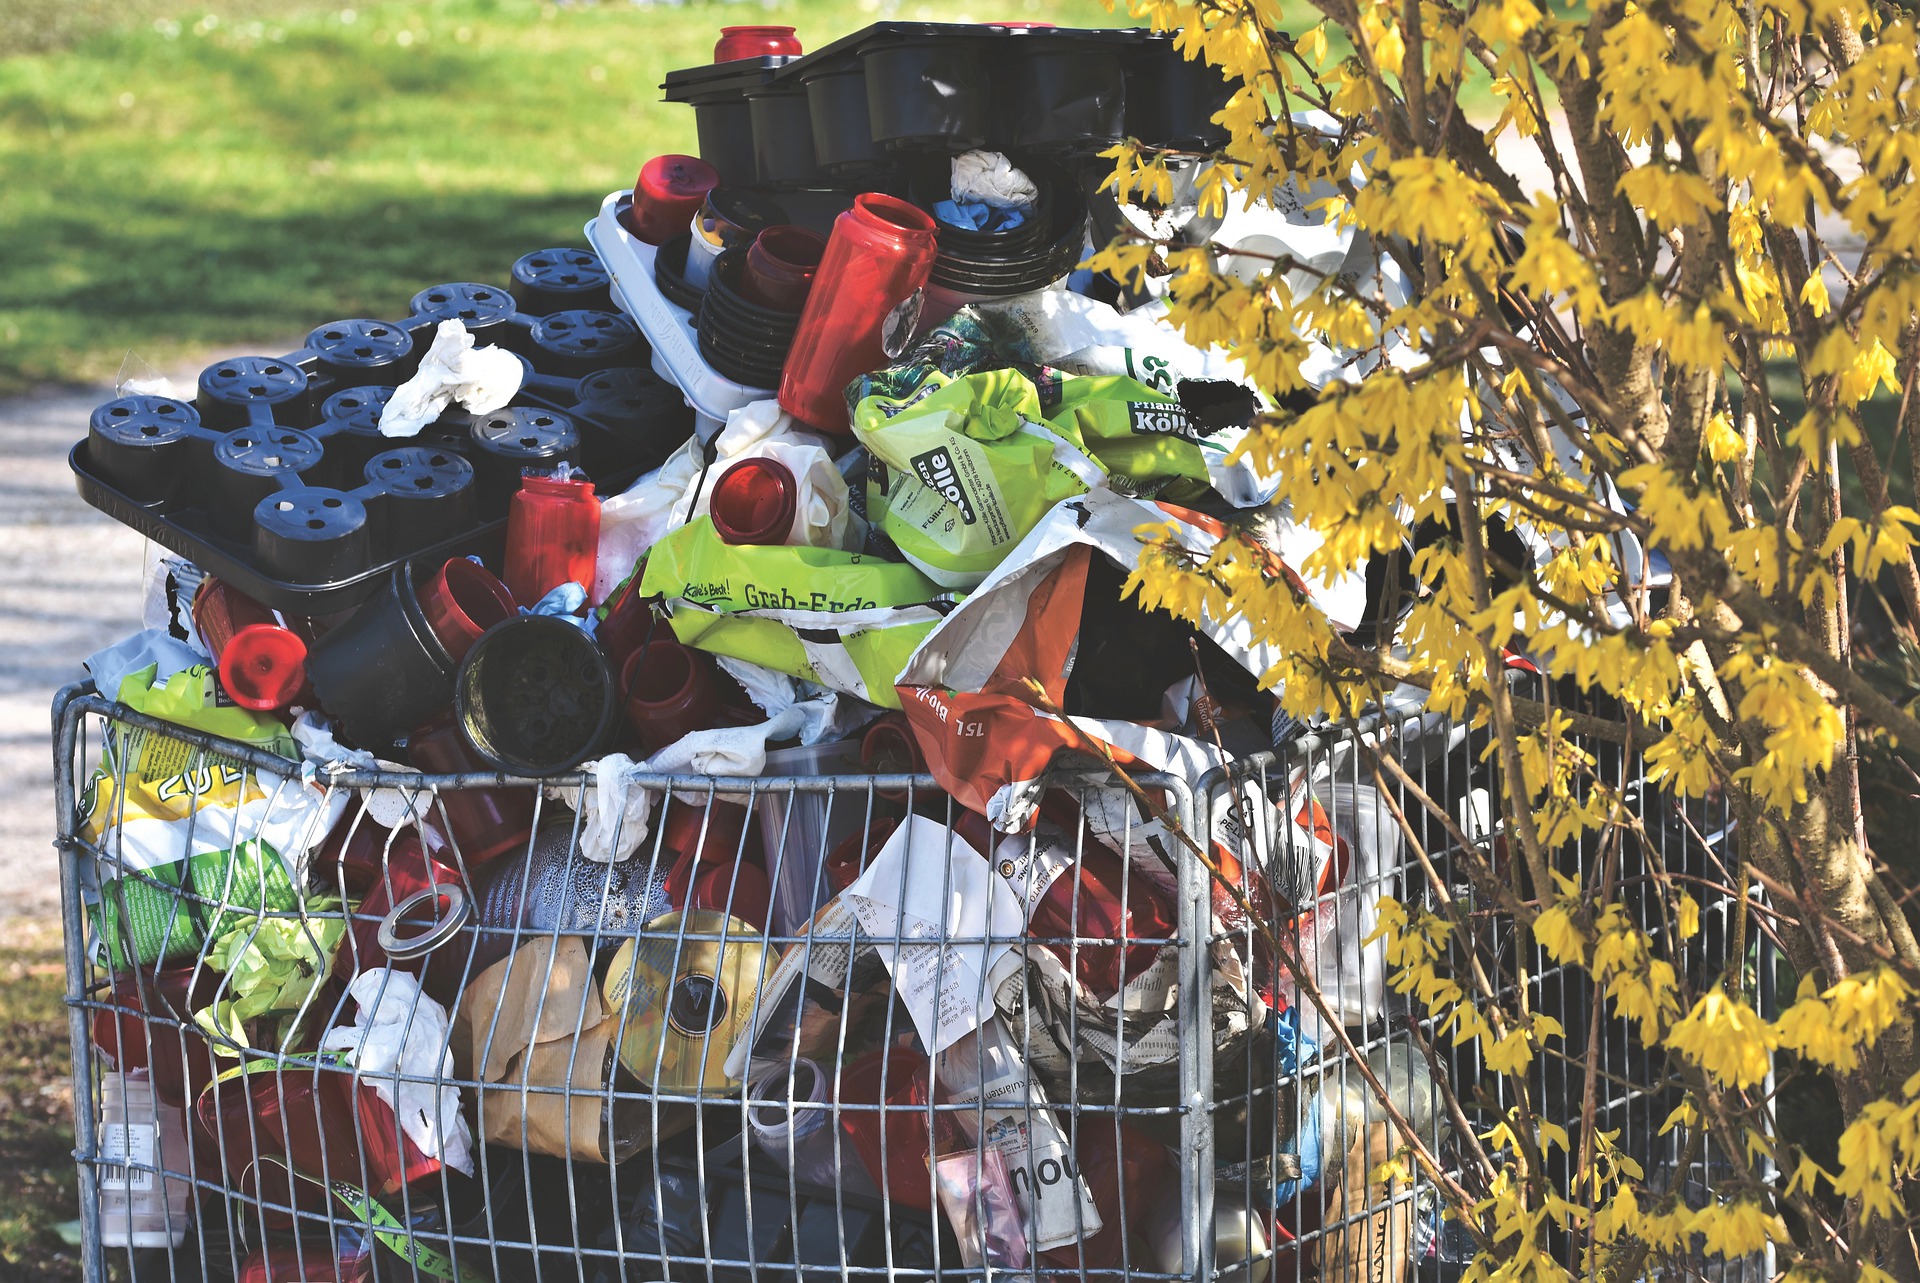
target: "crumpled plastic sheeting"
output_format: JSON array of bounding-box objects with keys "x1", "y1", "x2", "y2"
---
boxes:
[
  {"x1": 84, "y1": 630, "x2": 203, "y2": 700},
  {"x1": 320, "y1": 969, "x2": 475, "y2": 1175},
  {"x1": 951, "y1": 150, "x2": 1039, "y2": 209},
  {"x1": 379, "y1": 320, "x2": 523, "y2": 438},
  {"x1": 289, "y1": 711, "x2": 432, "y2": 832},
  {"x1": 576, "y1": 700, "x2": 845, "y2": 863},
  {"x1": 593, "y1": 399, "x2": 833, "y2": 601}
]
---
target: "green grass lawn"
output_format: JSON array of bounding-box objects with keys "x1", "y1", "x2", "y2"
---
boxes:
[{"x1": 0, "y1": 0, "x2": 1123, "y2": 396}]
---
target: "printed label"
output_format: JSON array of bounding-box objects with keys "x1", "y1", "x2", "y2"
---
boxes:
[
  {"x1": 911, "y1": 447, "x2": 978, "y2": 526},
  {"x1": 1127, "y1": 401, "x2": 1197, "y2": 440},
  {"x1": 99, "y1": 1123, "x2": 155, "y2": 1192}
]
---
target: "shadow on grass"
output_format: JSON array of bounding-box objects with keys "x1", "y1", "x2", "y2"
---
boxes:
[{"x1": 2, "y1": 187, "x2": 616, "y2": 395}]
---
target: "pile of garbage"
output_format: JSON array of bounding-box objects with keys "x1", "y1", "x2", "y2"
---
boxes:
[{"x1": 64, "y1": 20, "x2": 1495, "y2": 1283}]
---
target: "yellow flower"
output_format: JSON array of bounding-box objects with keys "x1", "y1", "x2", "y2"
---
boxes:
[{"x1": 1667, "y1": 986, "x2": 1777, "y2": 1089}]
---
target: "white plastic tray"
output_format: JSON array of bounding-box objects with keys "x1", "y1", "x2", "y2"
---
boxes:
[{"x1": 586, "y1": 190, "x2": 775, "y2": 439}]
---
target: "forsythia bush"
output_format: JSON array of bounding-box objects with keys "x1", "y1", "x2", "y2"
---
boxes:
[{"x1": 1100, "y1": 0, "x2": 1920, "y2": 1276}]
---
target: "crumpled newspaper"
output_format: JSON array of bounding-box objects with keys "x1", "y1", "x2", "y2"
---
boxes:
[
  {"x1": 320, "y1": 968, "x2": 475, "y2": 1175},
  {"x1": 379, "y1": 319, "x2": 523, "y2": 438}
]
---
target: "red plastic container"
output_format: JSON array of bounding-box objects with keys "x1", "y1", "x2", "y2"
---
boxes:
[
  {"x1": 837, "y1": 1044, "x2": 936, "y2": 1211},
  {"x1": 620, "y1": 638, "x2": 721, "y2": 754},
  {"x1": 714, "y1": 24, "x2": 802, "y2": 61},
  {"x1": 709, "y1": 457, "x2": 798, "y2": 545},
  {"x1": 630, "y1": 154, "x2": 721, "y2": 246},
  {"x1": 742, "y1": 225, "x2": 828, "y2": 311},
  {"x1": 778, "y1": 194, "x2": 939, "y2": 432},
  {"x1": 416, "y1": 557, "x2": 519, "y2": 663},
  {"x1": 405, "y1": 714, "x2": 538, "y2": 869},
  {"x1": 503, "y1": 474, "x2": 600, "y2": 608}
]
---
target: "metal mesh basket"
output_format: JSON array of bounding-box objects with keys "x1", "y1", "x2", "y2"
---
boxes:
[{"x1": 53, "y1": 681, "x2": 1767, "y2": 1283}]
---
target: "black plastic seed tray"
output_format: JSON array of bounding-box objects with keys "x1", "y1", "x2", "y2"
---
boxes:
[
  {"x1": 662, "y1": 24, "x2": 1233, "y2": 190},
  {"x1": 71, "y1": 250, "x2": 693, "y2": 617}
]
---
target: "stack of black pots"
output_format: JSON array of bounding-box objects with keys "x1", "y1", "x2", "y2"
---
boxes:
[
  {"x1": 696, "y1": 249, "x2": 798, "y2": 387},
  {"x1": 925, "y1": 166, "x2": 1089, "y2": 301}
]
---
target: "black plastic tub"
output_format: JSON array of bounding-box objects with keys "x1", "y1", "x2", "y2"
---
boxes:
[
  {"x1": 861, "y1": 34, "x2": 992, "y2": 152},
  {"x1": 801, "y1": 66, "x2": 891, "y2": 176},
  {"x1": 306, "y1": 561, "x2": 458, "y2": 750},
  {"x1": 996, "y1": 33, "x2": 1131, "y2": 152},
  {"x1": 1125, "y1": 34, "x2": 1234, "y2": 150},
  {"x1": 748, "y1": 84, "x2": 822, "y2": 189},
  {"x1": 455, "y1": 615, "x2": 616, "y2": 776},
  {"x1": 663, "y1": 56, "x2": 799, "y2": 188}
]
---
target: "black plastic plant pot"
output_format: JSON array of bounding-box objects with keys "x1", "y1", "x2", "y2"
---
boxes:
[
  {"x1": 206, "y1": 426, "x2": 326, "y2": 541},
  {"x1": 252, "y1": 485, "x2": 374, "y2": 585},
  {"x1": 697, "y1": 329, "x2": 786, "y2": 388},
  {"x1": 527, "y1": 309, "x2": 644, "y2": 378},
  {"x1": 573, "y1": 367, "x2": 683, "y2": 433},
  {"x1": 466, "y1": 406, "x2": 582, "y2": 511},
  {"x1": 931, "y1": 179, "x2": 1088, "y2": 294},
  {"x1": 409, "y1": 282, "x2": 521, "y2": 343},
  {"x1": 361, "y1": 446, "x2": 478, "y2": 555},
  {"x1": 997, "y1": 41, "x2": 1126, "y2": 153},
  {"x1": 455, "y1": 615, "x2": 615, "y2": 776},
  {"x1": 196, "y1": 355, "x2": 312, "y2": 431},
  {"x1": 697, "y1": 311, "x2": 793, "y2": 368},
  {"x1": 86, "y1": 395, "x2": 202, "y2": 504},
  {"x1": 749, "y1": 85, "x2": 822, "y2": 189},
  {"x1": 304, "y1": 318, "x2": 418, "y2": 385},
  {"x1": 704, "y1": 250, "x2": 805, "y2": 332},
  {"x1": 803, "y1": 67, "x2": 891, "y2": 176},
  {"x1": 695, "y1": 99, "x2": 759, "y2": 188},
  {"x1": 316, "y1": 385, "x2": 397, "y2": 479},
  {"x1": 928, "y1": 182, "x2": 1055, "y2": 260},
  {"x1": 510, "y1": 248, "x2": 612, "y2": 316},
  {"x1": 861, "y1": 38, "x2": 992, "y2": 152},
  {"x1": 654, "y1": 233, "x2": 707, "y2": 312},
  {"x1": 306, "y1": 561, "x2": 457, "y2": 750},
  {"x1": 1124, "y1": 36, "x2": 1234, "y2": 151}
]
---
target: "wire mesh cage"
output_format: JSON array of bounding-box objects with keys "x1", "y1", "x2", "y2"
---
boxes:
[{"x1": 53, "y1": 678, "x2": 1766, "y2": 1283}]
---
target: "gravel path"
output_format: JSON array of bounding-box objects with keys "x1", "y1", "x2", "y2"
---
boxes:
[{"x1": 0, "y1": 348, "x2": 290, "y2": 920}]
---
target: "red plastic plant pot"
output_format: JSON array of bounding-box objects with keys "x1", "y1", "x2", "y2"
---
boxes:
[
  {"x1": 708, "y1": 457, "x2": 798, "y2": 546},
  {"x1": 416, "y1": 557, "x2": 518, "y2": 665},
  {"x1": 620, "y1": 638, "x2": 721, "y2": 755},
  {"x1": 238, "y1": 1240, "x2": 373, "y2": 1283},
  {"x1": 404, "y1": 713, "x2": 537, "y2": 870},
  {"x1": 630, "y1": 155, "x2": 721, "y2": 246},
  {"x1": 218, "y1": 624, "x2": 309, "y2": 711},
  {"x1": 859, "y1": 712, "x2": 927, "y2": 804},
  {"x1": 333, "y1": 834, "x2": 472, "y2": 1008},
  {"x1": 714, "y1": 24, "x2": 802, "y2": 61},
  {"x1": 836, "y1": 1043, "x2": 936, "y2": 1211},
  {"x1": 91, "y1": 965, "x2": 219, "y2": 1110},
  {"x1": 741, "y1": 225, "x2": 828, "y2": 312},
  {"x1": 778, "y1": 194, "x2": 938, "y2": 432}
]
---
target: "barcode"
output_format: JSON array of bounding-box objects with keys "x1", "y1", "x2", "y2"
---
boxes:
[{"x1": 97, "y1": 1161, "x2": 152, "y2": 1192}]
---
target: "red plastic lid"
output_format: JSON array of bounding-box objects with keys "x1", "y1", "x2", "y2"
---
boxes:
[
  {"x1": 709, "y1": 457, "x2": 797, "y2": 546},
  {"x1": 220, "y1": 624, "x2": 309, "y2": 711}
]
